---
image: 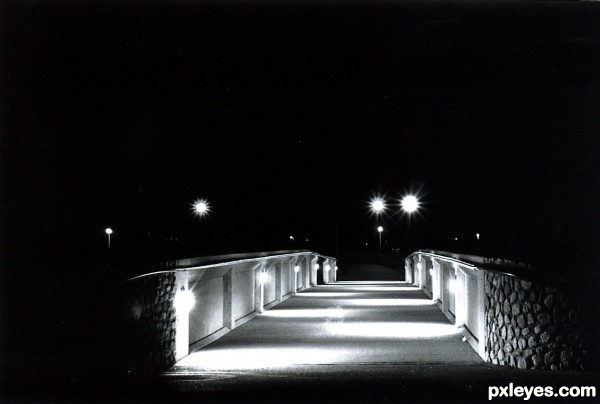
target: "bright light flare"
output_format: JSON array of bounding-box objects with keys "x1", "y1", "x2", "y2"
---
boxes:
[
  {"x1": 370, "y1": 198, "x2": 386, "y2": 213},
  {"x1": 174, "y1": 290, "x2": 195, "y2": 313},
  {"x1": 417, "y1": 262, "x2": 422, "y2": 270},
  {"x1": 258, "y1": 272, "x2": 269, "y2": 285},
  {"x1": 105, "y1": 228, "x2": 113, "y2": 235},
  {"x1": 324, "y1": 264, "x2": 331, "y2": 271},
  {"x1": 313, "y1": 263, "x2": 320, "y2": 270},
  {"x1": 377, "y1": 226, "x2": 383, "y2": 233},
  {"x1": 192, "y1": 199, "x2": 210, "y2": 216},
  {"x1": 294, "y1": 265, "x2": 300, "y2": 273},
  {"x1": 401, "y1": 195, "x2": 419, "y2": 213}
]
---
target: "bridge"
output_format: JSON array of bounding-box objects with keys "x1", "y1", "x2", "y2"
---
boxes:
[{"x1": 111, "y1": 250, "x2": 598, "y2": 402}]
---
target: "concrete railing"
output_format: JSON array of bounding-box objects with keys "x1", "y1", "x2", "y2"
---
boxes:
[
  {"x1": 121, "y1": 250, "x2": 336, "y2": 373},
  {"x1": 405, "y1": 250, "x2": 586, "y2": 371}
]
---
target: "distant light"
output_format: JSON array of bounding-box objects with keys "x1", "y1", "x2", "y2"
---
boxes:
[
  {"x1": 335, "y1": 265, "x2": 338, "y2": 271},
  {"x1": 314, "y1": 263, "x2": 320, "y2": 270},
  {"x1": 417, "y1": 262, "x2": 422, "y2": 270},
  {"x1": 192, "y1": 199, "x2": 210, "y2": 216},
  {"x1": 377, "y1": 226, "x2": 383, "y2": 233},
  {"x1": 258, "y1": 272, "x2": 269, "y2": 285},
  {"x1": 105, "y1": 228, "x2": 113, "y2": 235},
  {"x1": 294, "y1": 265, "x2": 300, "y2": 273},
  {"x1": 324, "y1": 264, "x2": 331, "y2": 271},
  {"x1": 455, "y1": 237, "x2": 458, "y2": 241},
  {"x1": 289, "y1": 236, "x2": 295, "y2": 241},
  {"x1": 370, "y1": 198, "x2": 386, "y2": 213},
  {"x1": 306, "y1": 239, "x2": 309, "y2": 242},
  {"x1": 174, "y1": 289, "x2": 195, "y2": 313},
  {"x1": 365, "y1": 243, "x2": 368, "y2": 246},
  {"x1": 476, "y1": 233, "x2": 480, "y2": 240},
  {"x1": 401, "y1": 195, "x2": 419, "y2": 213},
  {"x1": 429, "y1": 268, "x2": 434, "y2": 275}
]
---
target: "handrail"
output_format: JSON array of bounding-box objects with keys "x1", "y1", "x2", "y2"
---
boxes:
[
  {"x1": 406, "y1": 249, "x2": 533, "y2": 278},
  {"x1": 127, "y1": 250, "x2": 335, "y2": 281}
]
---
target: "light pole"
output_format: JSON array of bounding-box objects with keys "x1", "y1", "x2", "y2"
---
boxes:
[
  {"x1": 105, "y1": 228, "x2": 113, "y2": 249},
  {"x1": 377, "y1": 226, "x2": 383, "y2": 251},
  {"x1": 401, "y1": 194, "x2": 419, "y2": 252}
]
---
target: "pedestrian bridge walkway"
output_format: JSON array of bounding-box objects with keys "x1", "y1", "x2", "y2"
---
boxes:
[{"x1": 171, "y1": 281, "x2": 481, "y2": 371}]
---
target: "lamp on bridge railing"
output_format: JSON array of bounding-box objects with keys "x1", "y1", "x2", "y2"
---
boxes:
[
  {"x1": 313, "y1": 263, "x2": 320, "y2": 270},
  {"x1": 370, "y1": 197, "x2": 386, "y2": 214},
  {"x1": 175, "y1": 288, "x2": 195, "y2": 314},
  {"x1": 324, "y1": 264, "x2": 331, "y2": 272},
  {"x1": 294, "y1": 265, "x2": 300, "y2": 293}
]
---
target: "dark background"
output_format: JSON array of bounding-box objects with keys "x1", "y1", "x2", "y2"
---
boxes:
[{"x1": 2, "y1": 0, "x2": 600, "y2": 397}]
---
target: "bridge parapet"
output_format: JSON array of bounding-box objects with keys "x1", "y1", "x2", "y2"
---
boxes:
[
  {"x1": 406, "y1": 250, "x2": 586, "y2": 371},
  {"x1": 122, "y1": 250, "x2": 335, "y2": 373}
]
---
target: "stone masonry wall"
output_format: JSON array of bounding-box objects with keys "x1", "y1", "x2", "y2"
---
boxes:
[
  {"x1": 484, "y1": 271, "x2": 584, "y2": 371},
  {"x1": 125, "y1": 272, "x2": 177, "y2": 374}
]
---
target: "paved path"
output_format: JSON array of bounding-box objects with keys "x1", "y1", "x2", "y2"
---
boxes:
[{"x1": 158, "y1": 264, "x2": 599, "y2": 402}]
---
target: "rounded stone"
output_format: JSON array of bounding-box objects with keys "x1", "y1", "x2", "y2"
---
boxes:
[
  {"x1": 540, "y1": 331, "x2": 551, "y2": 344},
  {"x1": 528, "y1": 336, "x2": 538, "y2": 348},
  {"x1": 537, "y1": 312, "x2": 551, "y2": 324},
  {"x1": 510, "y1": 292, "x2": 518, "y2": 304},
  {"x1": 522, "y1": 301, "x2": 531, "y2": 314},
  {"x1": 521, "y1": 280, "x2": 532, "y2": 291},
  {"x1": 527, "y1": 313, "x2": 535, "y2": 325},
  {"x1": 533, "y1": 303, "x2": 543, "y2": 314},
  {"x1": 522, "y1": 327, "x2": 531, "y2": 337},
  {"x1": 512, "y1": 303, "x2": 521, "y2": 316},
  {"x1": 561, "y1": 349, "x2": 573, "y2": 366},
  {"x1": 569, "y1": 310, "x2": 578, "y2": 324},
  {"x1": 544, "y1": 294, "x2": 554, "y2": 310},
  {"x1": 504, "y1": 342, "x2": 513, "y2": 354},
  {"x1": 501, "y1": 325, "x2": 507, "y2": 339},
  {"x1": 498, "y1": 349, "x2": 505, "y2": 361},
  {"x1": 503, "y1": 301, "x2": 511, "y2": 314},
  {"x1": 518, "y1": 338, "x2": 527, "y2": 350},
  {"x1": 518, "y1": 356, "x2": 531, "y2": 370},
  {"x1": 545, "y1": 350, "x2": 556, "y2": 365},
  {"x1": 525, "y1": 348, "x2": 534, "y2": 357},
  {"x1": 532, "y1": 355, "x2": 542, "y2": 367}
]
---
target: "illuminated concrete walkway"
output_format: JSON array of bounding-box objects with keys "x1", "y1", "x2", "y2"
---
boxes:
[
  {"x1": 172, "y1": 282, "x2": 480, "y2": 369},
  {"x1": 158, "y1": 266, "x2": 599, "y2": 402}
]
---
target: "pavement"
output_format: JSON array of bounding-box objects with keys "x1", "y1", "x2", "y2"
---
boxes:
[{"x1": 154, "y1": 263, "x2": 600, "y2": 403}]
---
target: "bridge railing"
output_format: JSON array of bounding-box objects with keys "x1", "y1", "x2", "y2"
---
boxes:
[
  {"x1": 122, "y1": 250, "x2": 336, "y2": 373},
  {"x1": 405, "y1": 250, "x2": 586, "y2": 371}
]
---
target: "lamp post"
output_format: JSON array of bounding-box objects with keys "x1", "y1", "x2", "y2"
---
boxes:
[
  {"x1": 401, "y1": 194, "x2": 419, "y2": 252},
  {"x1": 377, "y1": 226, "x2": 383, "y2": 251},
  {"x1": 105, "y1": 228, "x2": 113, "y2": 249},
  {"x1": 193, "y1": 199, "x2": 209, "y2": 217},
  {"x1": 294, "y1": 265, "x2": 300, "y2": 293}
]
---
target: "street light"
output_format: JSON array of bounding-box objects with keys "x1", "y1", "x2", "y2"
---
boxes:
[
  {"x1": 370, "y1": 198, "x2": 386, "y2": 214},
  {"x1": 377, "y1": 226, "x2": 383, "y2": 251},
  {"x1": 192, "y1": 199, "x2": 210, "y2": 217},
  {"x1": 105, "y1": 228, "x2": 113, "y2": 249},
  {"x1": 401, "y1": 194, "x2": 420, "y2": 252}
]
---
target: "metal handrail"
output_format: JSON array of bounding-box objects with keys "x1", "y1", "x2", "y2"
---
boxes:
[{"x1": 127, "y1": 250, "x2": 336, "y2": 281}]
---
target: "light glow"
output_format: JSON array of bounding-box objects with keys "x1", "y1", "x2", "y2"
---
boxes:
[
  {"x1": 325, "y1": 321, "x2": 458, "y2": 339},
  {"x1": 401, "y1": 195, "x2": 419, "y2": 213},
  {"x1": 476, "y1": 233, "x2": 480, "y2": 240},
  {"x1": 314, "y1": 263, "x2": 320, "y2": 270},
  {"x1": 105, "y1": 228, "x2": 113, "y2": 235},
  {"x1": 449, "y1": 278, "x2": 459, "y2": 293},
  {"x1": 174, "y1": 290, "x2": 195, "y2": 313},
  {"x1": 370, "y1": 198, "x2": 386, "y2": 213},
  {"x1": 262, "y1": 308, "x2": 345, "y2": 318},
  {"x1": 192, "y1": 199, "x2": 210, "y2": 216},
  {"x1": 377, "y1": 226, "x2": 383, "y2": 233},
  {"x1": 258, "y1": 272, "x2": 269, "y2": 285},
  {"x1": 417, "y1": 262, "x2": 422, "y2": 270},
  {"x1": 324, "y1": 264, "x2": 331, "y2": 271},
  {"x1": 294, "y1": 265, "x2": 300, "y2": 273}
]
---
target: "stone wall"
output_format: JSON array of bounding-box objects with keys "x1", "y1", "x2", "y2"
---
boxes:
[
  {"x1": 124, "y1": 272, "x2": 177, "y2": 374},
  {"x1": 484, "y1": 271, "x2": 585, "y2": 371}
]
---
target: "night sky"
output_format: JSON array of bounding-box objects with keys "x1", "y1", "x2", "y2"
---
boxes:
[{"x1": 3, "y1": 1, "x2": 600, "y2": 275}]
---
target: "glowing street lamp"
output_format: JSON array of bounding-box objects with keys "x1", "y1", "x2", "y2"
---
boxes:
[
  {"x1": 370, "y1": 198, "x2": 386, "y2": 214},
  {"x1": 401, "y1": 194, "x2": 420, "y2": 252},
  {"x1": 105, "y1": 228, "x2": 113, "y2": 249},
  {"x1": 377, "y1": 226, "x2": 384, "y2": 251},
  {"x1": 294, "y1": 265, "x2": 300, "y2": 293},
  {"x1": 192, "y1": 199, "x2": 210, "y2": 217}
]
